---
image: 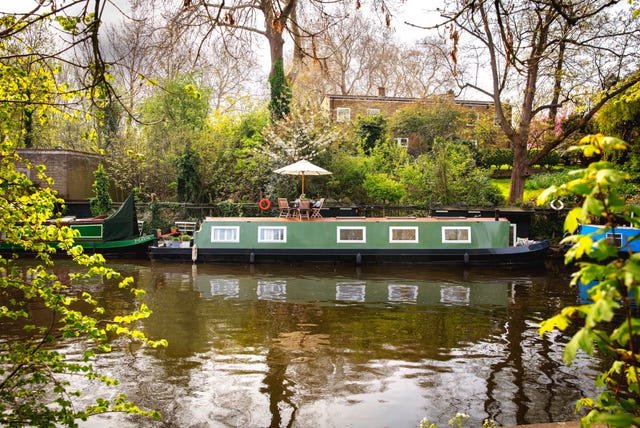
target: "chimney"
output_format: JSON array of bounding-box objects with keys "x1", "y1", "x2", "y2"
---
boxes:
[{"x1": 378, "y1": 87, "x2": 386, "y2": 97}]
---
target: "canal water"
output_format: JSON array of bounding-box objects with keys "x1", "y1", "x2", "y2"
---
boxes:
[{"x1": 22, "y1": 260, "x2": 604, "y2": 427}]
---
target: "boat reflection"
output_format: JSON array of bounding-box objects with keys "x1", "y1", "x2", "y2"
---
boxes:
[{"x1": 193, "y1": 268, "x2": 513, "y2": 307}]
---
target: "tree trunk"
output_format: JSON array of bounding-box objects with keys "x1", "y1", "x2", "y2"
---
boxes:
[
  {"x1": 509, "y1": 136, "x2": 529, "y2": 204},
  {"x1": 261, "y1": 0, "x2": 296, "y2": 79}
]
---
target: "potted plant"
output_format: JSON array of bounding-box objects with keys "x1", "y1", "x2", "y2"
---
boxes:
[
  {"x1": 179, "y1": 235, "x2": 191, "y2": 248},
  {"x1": 171, "y1": 236, "x2": 180, "y2": 248}
]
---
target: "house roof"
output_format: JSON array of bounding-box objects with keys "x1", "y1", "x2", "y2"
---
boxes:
[{"x1": 322, "y1": 93, "x2": 494, "y2": 107}]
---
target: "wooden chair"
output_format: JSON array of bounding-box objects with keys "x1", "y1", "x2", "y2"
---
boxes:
[
  {"x1": 311, "y1": 198, "x2": 325, "y2": 218},
  {"x1": 278, "y1": 198, "x2": 292, "y2": 218},
  {"x1": 297, "y1": 199, "x2": 311, "y2": 220}
]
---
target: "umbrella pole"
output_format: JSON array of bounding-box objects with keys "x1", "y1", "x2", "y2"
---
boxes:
[{"x1": 301, "y1": 172, "x2": 305, "y2": 195}]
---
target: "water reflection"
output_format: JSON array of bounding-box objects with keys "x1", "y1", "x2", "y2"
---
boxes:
[{"x1": 19, "y1": 261, "x2": 600, "y2": 428}]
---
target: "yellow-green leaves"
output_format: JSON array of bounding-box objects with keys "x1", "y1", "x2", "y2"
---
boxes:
[
  {"x1": 0, "y1": 143, "x2": 166, "y2": 424},
  {"x1": 538, "y1": 134, "x2": 640, "y2": 426},
  {"x1": 579, "y1": 134, "x2": 628, "y2": 157}
]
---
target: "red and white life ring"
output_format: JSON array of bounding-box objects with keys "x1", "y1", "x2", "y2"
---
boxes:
[{"x1": 258, "y1": 199, "x2": 271, "y2": 211}]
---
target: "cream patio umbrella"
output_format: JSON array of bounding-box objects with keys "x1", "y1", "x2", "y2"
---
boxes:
[{"x1": 273, "y1": 159, "x2": 332, "y2": 195}]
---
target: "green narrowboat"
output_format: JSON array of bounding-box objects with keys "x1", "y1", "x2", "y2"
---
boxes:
[
  {"x1": 148, "y1": 216, "x2": 549, "y2": 266},
  {"x1": 1, "y1": 194, "x2": 155, "y2": 258}
]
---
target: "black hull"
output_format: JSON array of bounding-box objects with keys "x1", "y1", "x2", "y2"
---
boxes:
[
  {"x1": 149, "y1": 240, "x2": 550, "y2": 266},
  {"x1": 0, "y1": 235, "x2": 155, "y2": 259}
]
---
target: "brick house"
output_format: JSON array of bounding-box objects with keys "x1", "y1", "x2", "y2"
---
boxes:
[{"x1": 321, "y1": 87, "x2": 497, "y2": 153}]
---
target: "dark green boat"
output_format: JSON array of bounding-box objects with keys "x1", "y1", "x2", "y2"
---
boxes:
[
  {"x1": 149, "y1": 215, "x2": 549, "y2": 266},
  {"x1": 1, "y1": 194, "x2": 154, "y2": 258}
]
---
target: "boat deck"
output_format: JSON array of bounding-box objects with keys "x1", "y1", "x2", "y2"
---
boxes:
[{"x1": 203, "y1": 216, "x2": 506, "y2": 222}]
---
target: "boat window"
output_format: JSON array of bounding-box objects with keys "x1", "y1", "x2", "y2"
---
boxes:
[
  {"x1": 337, "y1": 227, "x2": 366, "y2": 243},
  {"x1": 606, "y1": 233, "x2": 622, "y2": 247},
  {"x1": 258, "y1": 227, "x2": 287, "y2": 243},
  {"x1": 442, "y1": 226, "x2": 471, "y2": 243},
  {"x1": 211, "y1": 226, "x2": 240, "y2": 243},
  {"x1": 389, "y1": 227, "x2": 418, "y2": 243}
]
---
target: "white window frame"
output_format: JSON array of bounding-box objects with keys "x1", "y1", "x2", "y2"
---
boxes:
[
  {"x1": 395, "y1": 137, "x2": 409, "y2": 148},
  {"x1": 211, "y1": 226, "x2": 240, "y2": 243},
  {"x1": 336, "y1": 107, "x2": 351, "y2": 122},
  {"x1": 389, "y1": 227, "x2": 419, "y2": 243},
  {"x1": 337, "y1": 226, "x2": 366, "y2": 243},
  {"x1": 441, "y1": 226, "x2": 471, "y2": 244},
  {"x1": 367, "y1": 108, "x2": 381, "y2": 116},
  {"x1": 606, "y1": 232, "x2": 623, "y2": 248},
  {"x1": 258, "y1": 226, "x2": 287, "y2": 243}
]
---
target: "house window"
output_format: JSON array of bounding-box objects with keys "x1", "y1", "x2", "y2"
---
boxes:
[
  {"x1": 442, "y1": 226, "x2": 471, "y2": 243},
  {"x1": 211, "y1": 226, "x2": 239, "y2": 242},
  {"x1": 258, "y1": 226, "x2": 287, "y2": 243},
  {"x1": 337, "y1": 227, "x2": 366, "y2": 243},
  {"x1": 606, "y1": 233, "x2": 623, "y2": 247},
  {"x1": 336, "y1": 107, "x2": 351, "y2": 122},
  {"x1": 367, "y1": 108, "x2": 381, "y2": 116},
  {"x1": 389, "y1": 227, "x2": 418, "y2": 243},
  {"x1": 395, "y1": 137, "x2": 409, "y2": 148}
]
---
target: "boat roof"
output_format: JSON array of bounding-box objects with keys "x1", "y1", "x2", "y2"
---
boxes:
[{"x1": 202, "y1": 216, "x2": 509, "y2": 222}]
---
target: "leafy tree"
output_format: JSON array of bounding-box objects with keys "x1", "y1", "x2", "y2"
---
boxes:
[
  {"x1": 199, "y1": 108, "x2": 272, "y2": 203},
  {"x1": 0, "y1": 141, "x2": 167, "y2": 425},
  {"x1": 595, "y1": 81, "x2": 640, "y2": 144},
  {"x1": 0, "y1": 7, "x2": 168, "y2": 424},
  {"x1": 595, "y1": 81, "x2": 640, "y2": 184},
  {"x1": 260, "y1": 102, "x2": 340, "y2": 198},
  {"x1": 439, "y1": 1, "x2": 640, "y2": 203},
  {"x1": 324, "y1": 151, "x2": 369, "y2": 203},
  {"x1": 0, "y1": 31, "x2": 58, "y2": 148},
  {"x1": 89, "y1": 163, "x2": 113, "y2": 217},
  {"x1": 538, "y1": 134, "x2": 640, "y2": 427},
  {"x1": 468, "y1": 110, "x2": 510, "y2": 149},
  {"x1": 354, "y1": 114, "x2": 387, "y2": 155},
  {"x1": 387, "y1": 98, "x2": 466, "y2": 155},
  {"x1": 138, "y1": 74, "x2": 210, "y2": 200},
  {"x1": 400, "y1": 139, "x2": 503, "y2": 207}
]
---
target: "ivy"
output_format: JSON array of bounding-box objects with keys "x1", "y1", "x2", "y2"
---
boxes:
[
  {"x1": 268, "y1": 58, "x2": 291, "y2": 122},
  {"x1": 89, "y1": 163, "x2": 112, "y2": 217}
]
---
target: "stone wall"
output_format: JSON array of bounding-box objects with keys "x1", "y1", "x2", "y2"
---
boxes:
[{"x1": 17, "y1": 149, "x2": 102, "y2": 201}]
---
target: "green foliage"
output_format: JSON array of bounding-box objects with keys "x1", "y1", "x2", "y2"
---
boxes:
[
  {"x1": 175, "y1": 145, "x2": 201, "y2": 203},
  {"x1": 475, "y1": 147, "x2": 514, "y2": 169},
  {"x1": 0, "y1": 141, "x2": 166, "y2": 425},
  {"x1": 363, "y1": 173, "x2": 405, "y2": 203},
  {"x1": 400, "y1": 139, "x2": 504, "y2": 207},
  {"x1": 201, "y1": 108, "x2": 272, "y2": 203},
  {"x1": 595, "y1": 80, "x2": 640, "y2": 144},
  {"x1": 138, "y1": 74, "x2": 211, "y2": 201},
  {"x1": 268, "y1": 58, "x2": 291, "y2": 121},
  {"x1": 528, "y1": 148, "x2": 562, "y2": 168},
  {"x1": 388, "y1": 99, "x2": 465, "y2": 154},
  {"x1": 0, "y1": 39, "x2": 59, "y2": 148},
  {"x1": 537, "y1": 134, "x2": 640, "y2": 426},
  {"x1": 89, "y1": 163, "x2": 112, "y2": 217},
  {"x1": 524, "y1": 170, "x2": 574, "y2": 191},
  {"x1": 325, "y1": 152, "x2": 369, "y2": 203},
  {"x1": 354, "y1": 114, "x2": 387, "y2": 154},
  {"x1": 217, "y1": 200, "x2": 242, "y2": 217}
]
